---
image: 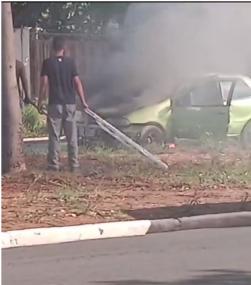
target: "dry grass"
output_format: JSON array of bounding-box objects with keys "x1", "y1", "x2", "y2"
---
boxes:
[{"x1": 2, "y1": 146, "x2": 251, "y2": 231}]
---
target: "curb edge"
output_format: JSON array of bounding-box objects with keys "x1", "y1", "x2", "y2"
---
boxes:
[{"x1": 2, "y1": 212, "x2": 251, "y2": 249}]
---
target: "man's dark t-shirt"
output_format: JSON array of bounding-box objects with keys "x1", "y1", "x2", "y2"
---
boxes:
[{"x1": 41, "y1": 56, "x2": 78, "y2": 105}]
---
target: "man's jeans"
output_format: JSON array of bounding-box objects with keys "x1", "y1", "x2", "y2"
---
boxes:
[{"x1": 47, "y1": 104, "x2": 79, "y2": 170}]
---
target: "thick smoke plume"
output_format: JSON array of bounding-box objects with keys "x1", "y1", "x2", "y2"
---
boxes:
[{"x1": 85, "y1": 3, "x2": 251, "y2": 114}]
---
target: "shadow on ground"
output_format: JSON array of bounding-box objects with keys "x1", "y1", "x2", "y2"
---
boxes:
[
  {"x1": 124, "y1": 201, "x2": 251, "y2": 220},
  {"x1": 94, "y1": 270, "x2": 251, "y2": 285}
]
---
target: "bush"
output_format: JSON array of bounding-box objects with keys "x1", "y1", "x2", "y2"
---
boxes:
[{"x1": 23, "y1": 105, "x2": 47, "y2": 137}]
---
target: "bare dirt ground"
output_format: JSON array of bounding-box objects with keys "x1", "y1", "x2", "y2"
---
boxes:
[{"x1": 2, "y1": 146, "x2": 251, "y2": 231}]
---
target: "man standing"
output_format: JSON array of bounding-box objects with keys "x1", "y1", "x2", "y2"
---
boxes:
[
  {"x1": 16, "y1": 59, "x2": 30, "y2": 109},
  {"x1": 38, "y1": 36, "x2": 88, "y2": 172}
]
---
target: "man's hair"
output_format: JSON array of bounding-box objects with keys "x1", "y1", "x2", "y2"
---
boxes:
[{"x1": 52, "y1": 36, "x2": 66, "y2": 52}]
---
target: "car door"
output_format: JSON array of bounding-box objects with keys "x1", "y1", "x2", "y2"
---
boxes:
[
  {"x1": 228, "y1": 79, "x2": 251, "y2": 136},
  {"x1": 171, "y1": 79, "x2": 230, "y2": 139}
]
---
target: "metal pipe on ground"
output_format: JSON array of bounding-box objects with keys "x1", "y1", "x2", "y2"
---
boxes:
[{"x1": 85, "y1": 108, "x2": 168, "y2": 171}]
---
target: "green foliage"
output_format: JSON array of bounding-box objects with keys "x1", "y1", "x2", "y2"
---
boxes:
[
  {"x1": 12, "y1": 2, "x2": 130, "y2": 35},
  {"x1": 58, "y1": 185, "x2": 90, "y2": 215},
  {"x1": 23, "y1": 105, "x2": 47, "y2": 137}
]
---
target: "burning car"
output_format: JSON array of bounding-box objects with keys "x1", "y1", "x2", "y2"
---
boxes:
[{"x1": 77, "y1": 74, "x2": 251, "y2": 148}]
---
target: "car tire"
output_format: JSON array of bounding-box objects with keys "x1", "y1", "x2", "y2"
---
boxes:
[
  {"x1": 241, "y1": 121, "x2": 251, "y2": 149},
  {"x1": 139, "y1": 125, "x2": 165, "y2": 147}
]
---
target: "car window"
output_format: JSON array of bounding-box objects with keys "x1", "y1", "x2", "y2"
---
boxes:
[
  {"x1": 232, "y1": 80, "x2": 251, "y2": 100},
  {"x1": 220, "y1": 81, "x2": 233, "y2": 105},
  {"x1": 189, "y1": 81, "x2": 223, "y2": 106},
  {"x1": 174, "y1": 81, "x2": 223, "y2": 107}
]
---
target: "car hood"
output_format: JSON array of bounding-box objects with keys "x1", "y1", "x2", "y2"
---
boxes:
[{"x1": 126, "y1": 99, "x2": 171, "y2": 125}]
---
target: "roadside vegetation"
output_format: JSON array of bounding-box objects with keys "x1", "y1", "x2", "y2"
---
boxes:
[
  {"x1": 2, "y1": 144, "x2": 251, "y2": 231},
  {"x1": 23, "y1": 105, "x2": 47, "y2": 137}
]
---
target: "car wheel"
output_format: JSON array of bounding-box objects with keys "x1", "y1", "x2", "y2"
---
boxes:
[
  {"x1": 139, "y1": 125, "x2": 165, "y2": 147},
  {"x1": 241, "y1": 121, "x2": 251, "y2": 149}
]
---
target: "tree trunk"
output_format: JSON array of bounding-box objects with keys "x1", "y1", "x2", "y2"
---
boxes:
[{"x1": 2, "y1": 3, "x2": 26, "y2": 174}]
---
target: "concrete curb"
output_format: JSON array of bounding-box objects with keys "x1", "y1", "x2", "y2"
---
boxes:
[
  {"x1": 2, "y1": 212, "x2": 251, "y2": 249},
  {"x1": 1, "y1": 220, "x2": 151, "y2": 249},
  {"x1": 148, "y1": 211, "x2": 251, "y2": 233},
  {"x1": 23, "y1": 136, "x2": 66, "y2": 143}
]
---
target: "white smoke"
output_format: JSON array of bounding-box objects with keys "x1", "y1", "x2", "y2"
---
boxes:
[{"x1": 86, "y1": 3, "x2": 251, "y2": 112}]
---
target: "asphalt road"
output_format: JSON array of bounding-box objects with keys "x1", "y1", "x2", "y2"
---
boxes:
[{"x1": 3, "y1": 227, "x2": 251, "y2": 285}]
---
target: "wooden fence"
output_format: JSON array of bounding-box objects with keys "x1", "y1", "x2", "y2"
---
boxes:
[{"x1": 29, "y1": 29, "x2": 110, "y2": 99}]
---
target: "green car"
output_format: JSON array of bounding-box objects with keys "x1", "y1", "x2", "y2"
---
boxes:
[{"x1": 120, "y1": 74, "x2": 251, "y2": 148}]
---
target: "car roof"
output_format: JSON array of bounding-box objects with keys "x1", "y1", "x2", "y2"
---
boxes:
[
  {"x1": 204, "y1": 73, "x2": 251, "y2": 84},
  {"x1": 180, "y1": 74, "x2": 251, "y2": 91},
  {"x1": 167, "y1": 73, "x2": 251, "y2": 99}
]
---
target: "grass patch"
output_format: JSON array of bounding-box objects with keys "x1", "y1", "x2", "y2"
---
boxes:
[
  {"x1": 86, "y1": 149, "x2": 251, "y2": 187},
  {"x1": 173, "y1": 165, "x2": 251, "y2": 188},
  {"x1": 23, "y1": 145, "x2": 251, "y2": 190},
  {"x1": 57, "y1": 185, "x2": 91, "y2": 216}
]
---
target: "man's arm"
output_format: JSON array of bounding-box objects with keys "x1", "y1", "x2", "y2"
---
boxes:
[
  {"x1": 73, "y1": 76, "x2": 88, "y2": 109},
  {"x1": 38, "y1": 75, "x2": 49, "y2": 111},
  {"x1": 19, "y1": 62, "x2": 30, "y2": 103}
]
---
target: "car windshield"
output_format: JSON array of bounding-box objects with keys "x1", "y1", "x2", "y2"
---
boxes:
[{"x1": 243, "y1": 77, "x2": 251, "y2": 88}]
